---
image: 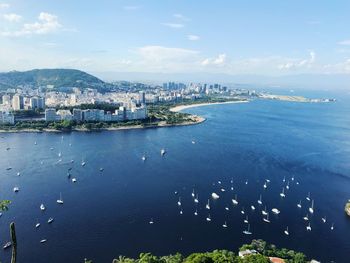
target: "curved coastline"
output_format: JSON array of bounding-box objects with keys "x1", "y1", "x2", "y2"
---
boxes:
[{"x1": 0, "y1": 100, "x2": 247, "y2": 133}]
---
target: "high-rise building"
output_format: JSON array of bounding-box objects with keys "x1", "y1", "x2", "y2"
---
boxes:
[
  {"x1": 139, "y1": 91, "x2": 146, "y2": 104},
  {"x1": 73, "y1": 109, "x2": 82, "y2": 121},
  {"x1": 45, "y1": 108, "x2": 58, "y2": 121},
  {"x1": 12, "y1": 95, "x2": 24, "y2": 110}
]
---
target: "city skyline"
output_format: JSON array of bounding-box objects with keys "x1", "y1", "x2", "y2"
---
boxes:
[{"x1": 0, "y1": 0, "x2": 350, "y2": 79}]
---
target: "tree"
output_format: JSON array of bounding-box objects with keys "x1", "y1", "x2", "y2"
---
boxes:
[{"x1": 0, "y1": 200, "x2": 11, "y2": 211}]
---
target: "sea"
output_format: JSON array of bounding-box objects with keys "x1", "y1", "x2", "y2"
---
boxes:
[{"x1": 0, "y1": 89, "x2": 349, "y2": 263}]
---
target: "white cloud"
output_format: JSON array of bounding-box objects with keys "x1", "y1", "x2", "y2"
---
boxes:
[
  {"x1": 1, "y1": 12, "x2": 62, "y2": 37},
  {"x1": 173, "y1": 13, "x2": 189, "y2": 21},
  {"x1": 202, "y1": 54, "x2": 227, "y2": 66},
  {"x1": 161, "y1": 23, "x2": 184, "y2": 29},
  {"x1": 338, "y1": 39, "x2": 350, "y2": 46},
  {"x1": 278, "y1": 51, "x2": 316, "y2": 70},
  {"x1": 187, "y1": 34, "x2": 200, "y2": 41},
  {"x1": 123, "y1": 5, "x2": 141, "y2": 11},
  {"x1": 0, "y1": 3, "x2": 9, "y2": 9},
  {"x1": 3, "y1": 13, "x2": 22, "y2": 22}
]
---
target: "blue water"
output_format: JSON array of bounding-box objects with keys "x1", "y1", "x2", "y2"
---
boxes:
[{"x1": 0, "y1": 91, "x2": 350, "y2": 263}]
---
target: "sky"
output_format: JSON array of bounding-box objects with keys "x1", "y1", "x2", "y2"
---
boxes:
[{"x1": 0, "y1": 0, "x2": 350, "y2": 78}]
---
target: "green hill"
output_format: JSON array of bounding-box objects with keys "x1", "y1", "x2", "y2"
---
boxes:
[{"x1": 0, "y1": 69, "x2": 113, "y2": 92}]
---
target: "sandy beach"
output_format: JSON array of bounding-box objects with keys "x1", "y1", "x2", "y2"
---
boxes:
[{"x1": 170, "y1": 100, "x2": 248, "y2": 112}]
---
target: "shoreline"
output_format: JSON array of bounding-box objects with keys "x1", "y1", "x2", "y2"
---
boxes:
[
  {"x1": 0, "y1": 100, "x2": 246, "y2": 133},
  {"x1": 169, "y1": 100, "x2": 248, "y2": 112}
]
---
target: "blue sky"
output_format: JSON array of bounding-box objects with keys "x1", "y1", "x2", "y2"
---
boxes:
[{"x1": 1, "y1": 0, "x2": 350, "y2": 76}]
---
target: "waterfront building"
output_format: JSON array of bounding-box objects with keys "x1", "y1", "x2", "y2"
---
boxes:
[
  {"x1": 45, "y1": 108, "x2": 58, "y2": 121},
  {"x1": 56, "y1": 110, "x2": 73, "y2": 121},
  {"x1": 73, "y1": 109, "x2": 83, "y2": 121},
  {"x1": 0, "y1": 111, "x2": 15, "y2": 124},
  {"x1": 12, "y1": 94, "x2": 24, "y2": 110},
  {"x1": 2, "y1": 95, "x2": 11, "y2": 105}
]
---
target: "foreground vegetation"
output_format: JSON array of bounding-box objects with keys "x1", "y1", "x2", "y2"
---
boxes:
[{"x1": 103, "y1": 239, "x2": 308, "y2": 263}]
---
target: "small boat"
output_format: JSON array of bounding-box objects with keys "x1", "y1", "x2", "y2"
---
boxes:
[
  {"x1": 251, "y1": 205, "x2": 256, "y2": 211},
  {"x1": 57, "y1": 193, "x2": 64, "y2": 204},
  {"x1": 40, "y1": 239, "x2": 47, "y2": 243},
  {"x1": 35, "y1": 222, "x2": 41, "y2": 228},
  {"x1": 262, "y1": 206, "x2": 268, "y2": 216},
  {"x1": 232, "y1": 194, "x2": 238, "y2": 205},
  {"x1": 245, "y1": 180, "x2": 248, "y2": 185},
  {"x1": 331, "y1": 223, "x2": 334, "y2": 230},
  {"x1": 265, "y1": 179, "x2": 270, "y2": 183},
  {"x1": 297, "y1": 200, "x2": 302, "y2": 208},
  {"x1": 99, "y1": 167, "x2": 104, "y2": 172},
  {"x1": 72, "y1": 178, "x2": 77, "y2": 183},
  {"x1": 191, "y1": 189, "x2": 195, "y2": 198},
  {"x1": 149, "y1": 218, "x2": 154, "y2": 224},
  {"x1": 286, "y1": 181, "x2": 290, "y2": 190},
  {"x1": 6, "y1": 147, "x2": 10, "y2": 151},
  {"x1": 13, "y1": 186, "x2": 20, "y2": 193},
  {"x1": 230, "y1": 178, "x2": 233, "y2": 184},
  {"x1": 6, "y1": 167, "x2": 12, "y2": 171},
  {"x1": 40, "y1": 204, "x2": 46, "y2": 211},
  {"x1": 177, "y1": 197, "x2": 181, "y2": 206},
  {"x1": 243, "y1": 224, "x2": 252, "y2": 235},
  {"x1": 142, "y1": 155, "x2": 146, "y2": 161},
  {"x1": 220, "y1": 188, "x2": 225, "y2": 192},
  {"x1": 179, "y1": 209, "x2": 183, "y2": 215},
  {"x1": 70, "y1": 159, "x2": 74, "y2": 163},
  {"x1": 244, "y1": 216, "x2": 249, "y2": 224},
  {"x1": 222, "y1": 221, "x2": 228, "y2": 228},
  {"x1": 194, "y1": 209, "x2": 198, "y2": 216},
  {"x1": 81, "y1": 159, "x2": 86, "y2": 166},
  {"x1": 291, "y1": 176, "x2": 295, "y2": 181},
  {"x1": 230, "y1": 186, "x2": 234, "y2": 191},
  {"x1": 17, "y1": 172, "x2": 21, "y2": 176},
  {"x1": 50, "y1": 147, "x2": 54, "y2": 151},
  {"x1": 257, "y1": 195, "x2": 262, "y2": 205},
  {"x1": 280, "y1": 187, "x2": 286, "y2": 198},
  {"x1": 58, "y1": 152, "x2": 62, "y2": 157},
  {"x1": 194, "y1": 194, "x2": 199, "y2": 203},
  {"x1": 284, "y1": 226, "x2": 289, "y2": 235},
  {"x1": 263, "y1": 213, "x2": 270, "y2": 223},
  {"x1": 206, "y1": 199, "x2": 210, "y2": 210},
  {"x1": 225, "y1": 206, "x2": 229, "y2": 211},
  {"x1": 3, "y1": 242, "x2": 11, "y2": 249},
  {"x1": 303, "y1": 214, "x2": 309, "y2": 221},
  {"x1": 68, "y1": 167, "x2": 73, "y2": 171},
  {"x1": 306, "y1": 223, "x2": 312, "y2": 231},
  {"x1": 211, "y1": 192, "x2": 220, "y2": 199},
  {"x1": 206, "y1": 214, "x2": 211, "y2": 222},
  {"x1": 241, "y1": 207, "x2": 245, "y2": 215},
  {"x1": 306, "y1": 192, "x2": 311, "y2": 201},
  {"x1": 283, "y1": 176, "x2": 286, "y2": 183},
  {"x1": 47, "y1": 217, "x2": 54, "y2": 224},
  {"x1": 309, "y1": 200, "x2": 314, "y2": 214},
  {"x1": 271, "y1": 208, "x2": 280, "y2": 215},
  {"x1": 191, "y1": 140, "x2": 196, "y2": 144},
  {"x1": 218, "y1": 181, "x2": 221, "y2": 184},
  {"x1": 160, "y1": 149, "x2": 166, "y2": 156},
  {"x1": 263, "y1": 182, "x2": 267, "y2": 189},
  {"x1": 321, "y1": 216, "x2": 327, "y2": 223}
]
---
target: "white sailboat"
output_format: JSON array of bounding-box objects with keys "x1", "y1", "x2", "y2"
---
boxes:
[
  {"x1": 222, "y1": 221, "x2": 228, "y2": 228},
  {"x1": 220, "y1": 188, "x2": 225, "y2": 192},
  {"x1": 284, "y1": 226, "x2": 289, "y2": 235},
  {"x1": 283, "y1": 176, "x2": 286, "y2": 183},
  {"x1": 243, "y1": 224, "x2": 252, "y2": 235},
  {"x1": 241, "y1": 207, "x2": 245, "y2": 215},
  {"x1": 280, "y1": 187, "x2": 286, "y2": 198},
  {"x1": 251, "y1": 205, "x2": 256, "y2": 211},
  {"x1": 232, "y1": 194, "x2": 238, "y2": 205},
  {"x1": 81, "y1": 158, "x2": 86, "y2": 166},
  {"x1": 194, "y1": 194, "x2": 199, "y2": 203},
  {"x1": 257, "y1": 195, "x2": 262, "y2": 205},
  {"x1": 263, "y1": 213, "x2": 270, "y2": 223},
  {"x1": 35, "y1": 220, "x2": 41, "y2": 228},
  {"x1": 13, "y1": 187, "x2": 19, "y2": 193},
  {"x1": 177, "y1": 197, "x2": 181, "y2": 206},
  {"x1": 225, "y1": 206, "x2": 229, "y2": 211},
  {"x1": 211, "y1": 192, "x2": 220, "y2": 199},
  {"x1": 297, "y1": 200, "x2": 302, "y2": 208},
  {"x1": 149, "y1": 218, "x2": 154, "y2": 224},
  {"x1": 40, "y1": 239, "x2": 47, "y2": 243},
  {"x1": 57, "y1": 193, "x2": 64, "y2": 204},
  {"x1": 309, "y1": 200, "x2": 314, "y2": 214},
  {"x1": 321, "y1": 216, "x2": 327, "y2": 223},
  {"x1": 160, "y1": 149, "x2": 166, "y2": 156},
  {"x1": 40, "y1": 204, "x2": 46, "y2": 211},
  {"x1": 47, "y1": 217, "x2": 54, "y2": 224},
  {"x1": 262, "y1": 206, "x2": 268, "y2": 216},
  {"x1": 194, "y1": 209, "x2": 198, "y2": 216},
  {"x1": 272, "y1": 208, "x2": 280, "y2": 215},
  {"x1": 306, "y1": 192, "x2": 311, "y2": 201},
  {"x1": 179, "y1": 209, "x2": 183, "y2": 215},
  {"x1": 331, "y1": 223, "x2": 334, "y2": 230},
  {"x1": 306, "y1": 223, "x2": 312, "y2": 231},
  {"x1": 206, "y1": 199, "x2": 210, "y2": 210},
  {"x1": 191, "y1": 189, "x2": 195, "y2": 198},
  {"x1": 303, "y1": 214, "x2": 309, "y2": 221},
  {"x1": 244, "y1": 216, "x2": 249, "y2": 224},
  {"x1": 142, "y1": 155, "x2": 146, "y2": 161},
  {"x1": 206, "y1": 214, "x2": 211, "y2": 222},
  {"x1": 286, "y1": 181, "x2": 290, "y2": 190},
  {"x1": 263, "y1": 182, "x2": 267, "y2": 189}
]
